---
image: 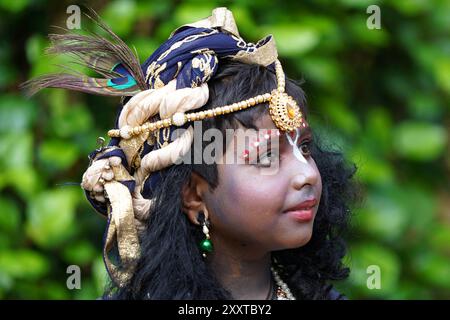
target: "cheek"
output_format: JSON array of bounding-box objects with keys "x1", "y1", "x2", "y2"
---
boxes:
[
  {"x1": 228, "y1": 174, "x2": 282, "y2": 214},
  {"x1": 207, "y1": 165, "x2": 286, "y2": 236}
]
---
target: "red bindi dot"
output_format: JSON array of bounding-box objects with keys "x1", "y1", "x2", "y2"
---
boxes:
[{"x1": 289, "y1": 130, "x2": 296, "y2": 139}]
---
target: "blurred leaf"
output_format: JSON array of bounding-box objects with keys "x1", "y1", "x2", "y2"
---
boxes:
[
  {"x1": 0, "y1": 94, "x2": 36, "y2": 133},
  {"x1": 50, "y1": 103, "x2": 94, "y2": 137},
  {"x1": 0, "y1": 270, "x2": 13, "y2": 292},
  {"x1": 383, "y1": 70, "x2": 413, "y2": 101},
  {"x1": 0, "y1": 234, "x2": 12, "y2": 250},
  {"x1": 346, "y1": 15, "x2": 389, "y2": 47},
  {"x1": 263, "y1": 24, "x2": 320, "y2": 56},
  {"x1": 101, "y1": 0, "x2": 138, "y2": 37},
  {"x1": 0, "y1": 0, "x2": 29, "y2": 13},
  {"x1": 393, "y1": 121, "x2": 447, "y2": 161},
  {"x1": 25, "y1": 188, "x2": 79, "y2": 248},
  {"x1": 0, "y1": 250, "x2": 50, "y2": 280},
  {"x1": 398, "y1": 185, "x2": 436, "y2": 237},
  {"x1": 355, "y1": 188, "x2": 409, "y2": 242},
  {"x1": 38, "y1": 139, "x2": 80, "y2": 171},
  {"x1": 135, "y1": 1, "x2": 171, "y2": 19},
  {"x1": 428, "y1": 224, "x2": 450, "y2": 255},
  {"x1": 432, "y1": 56, "x2": 450, "y2": 94},
  {"x1": 0, "y1": 197, "x2": 20, "y2": 234},
  {"x1": 407, "y1": 92, "x2": 444, "y2": 120},
  {"x1": 3, "y1": 166, "x2": 43, "y2": 199},
  {"x1": 390, "y1": 281, "x2": 433, "y2": 299},
  {"x1": 349, "y1": 148, "x2": 394, "y2": 186},
  {"x1": 74, "y1": 280, "x2": 97, "y2": 300},
  {"x1": 0, "y1": 46, "x2": 17, "y2": 88},
  {"x1": 294, "y1": 15, "x2": 339, "y2": 46},
  {"x1": 173, "y1": 3, "x2": 215, "y2": 26},
  {"x1": 430, "y1": 1, "x2": 450, "y2": 32},
  {"x1": 338, "y1": 0, "x2": 380, "y2": 9},
  {"x1": 25, "y1": 34, "x2": 47, "y2": 64},
  {"x1": 412, "y1": 251, "x2": 450, "y2": 289},
  {"x1": 92, "y1": 255, "x2": 109, "y2": 297},
  {"x1": 41, "y1": 281, "x2": 71, "y2": 299},
  {"x1": 0, "y1": 132, "x2": 33, "y2": 169},
  {"x1": 390, "y1": 0, "x2": 432, "y2": 16},
  {"x1": 154, "y1": 19, "x2": 179, "y2": 41},
  {"x1": 62, "y1": 241, "x2": 97, "y2": 266},
  {"x1": 299, "y1": 57, "x2": 341, "y2": 88},
  {"x1": 346, "y1": 243, "x2": 400, "y2": 297},
  {"x1": 129, "y1": 37, "x2": 159, "y2": 63},
  {"x1": 228, "y1": 5, "x2": 259, "y2": 39},
  {"x1": 321, "y1": 99, "x2": 361, "y2": 135},
  {"x1": 364, "y1": 107, "x2": 393, "y2": 155}
]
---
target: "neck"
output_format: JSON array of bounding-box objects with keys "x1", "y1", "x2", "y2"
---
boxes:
[{"x1": 207, "y1": 237, "x2": 273, "y2": 300}]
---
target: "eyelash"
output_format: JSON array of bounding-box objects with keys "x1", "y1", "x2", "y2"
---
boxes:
[
  {"x1": 299, "y1": 139, "x2": 313, "y2": 157},
  {"x1": 255, "y1": 139, "x2": 313, "y2": 167}
]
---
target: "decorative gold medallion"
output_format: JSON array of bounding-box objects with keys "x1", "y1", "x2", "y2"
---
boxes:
[{"x1": 268, "y1": 89, "x2": 303, "y2": 132}]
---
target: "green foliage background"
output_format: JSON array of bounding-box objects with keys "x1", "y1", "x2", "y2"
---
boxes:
[{"x1": 0, "y1": 0, "x2": 449, "y2": 299}]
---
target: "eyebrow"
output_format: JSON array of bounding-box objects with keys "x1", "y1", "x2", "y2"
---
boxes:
[
  {"x1": 252, "y1": 126, "x2": 313, "y2": 156},
  {"x1": 235, "y1": 126, "x2": 314, "y2": 157},
  {"x1": 280, "y1": 126, "x2": 313, "y2": 146},
  {"x1": 300, "y1": 126, "x2": 313, "y2": 140}
]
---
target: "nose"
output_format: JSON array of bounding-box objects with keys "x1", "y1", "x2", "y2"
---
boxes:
[{"x1": 290, "y1": 158, "x2": 320, "y2": 190}]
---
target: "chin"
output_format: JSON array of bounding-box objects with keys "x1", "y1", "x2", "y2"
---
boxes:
[
  {"x1": 274, "y1": 229, "x2": 314, "y2": 250},
  {"x1": 291, "y1": 232, "x2": 313, "y2": 248}
]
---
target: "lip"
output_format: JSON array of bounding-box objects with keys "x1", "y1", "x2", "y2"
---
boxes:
[{"x1": 283, "y1": 199, "x2": 317, "y2": 222}]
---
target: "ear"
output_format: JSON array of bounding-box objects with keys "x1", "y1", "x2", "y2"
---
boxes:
[{"x1": 181, "y1": 172, "x2": 209, "y2": 226}]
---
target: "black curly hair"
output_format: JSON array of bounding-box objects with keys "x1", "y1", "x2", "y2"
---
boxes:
[{"x1": 105, "y1": 60, "x2": 360, "y2": 300}]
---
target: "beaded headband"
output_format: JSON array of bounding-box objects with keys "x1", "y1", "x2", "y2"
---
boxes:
[{"x1": 107, "y1": 59, "x2": 304, "y2": 140}]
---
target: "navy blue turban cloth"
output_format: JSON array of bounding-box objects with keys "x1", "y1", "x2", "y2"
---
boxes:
[{"x1": 86, "y1": 23, "x2": 275, "y2": 216}]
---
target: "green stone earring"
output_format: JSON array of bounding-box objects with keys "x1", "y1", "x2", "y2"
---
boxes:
[{"x1": 199, "y1": 215, "x2": 213, "y2": 258}]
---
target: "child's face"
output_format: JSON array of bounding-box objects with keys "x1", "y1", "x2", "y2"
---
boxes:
[{"x1": 203, "y1": 113, "x2": 322, "y2": 254}]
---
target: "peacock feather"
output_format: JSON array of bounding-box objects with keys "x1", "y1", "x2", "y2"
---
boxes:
[{"x1": 21, "y1": 8, "x2": 147, "y2": 97}]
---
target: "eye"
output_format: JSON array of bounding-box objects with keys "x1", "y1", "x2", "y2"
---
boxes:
[
  {"x1": 257, "y1": 150, "x2": 279, "y2": 167},
  {"x1": 299, "y1": 140, "x2": 312, "y2": 157}
]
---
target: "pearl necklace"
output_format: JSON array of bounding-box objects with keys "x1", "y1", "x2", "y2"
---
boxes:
[{"x1": 270, "y1": 267, "x2": 296, "y2": 300}]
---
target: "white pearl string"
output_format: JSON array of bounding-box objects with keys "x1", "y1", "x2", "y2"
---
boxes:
[{"x1": 271, "y1": 266, "x2": 296, "y2": 300}]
